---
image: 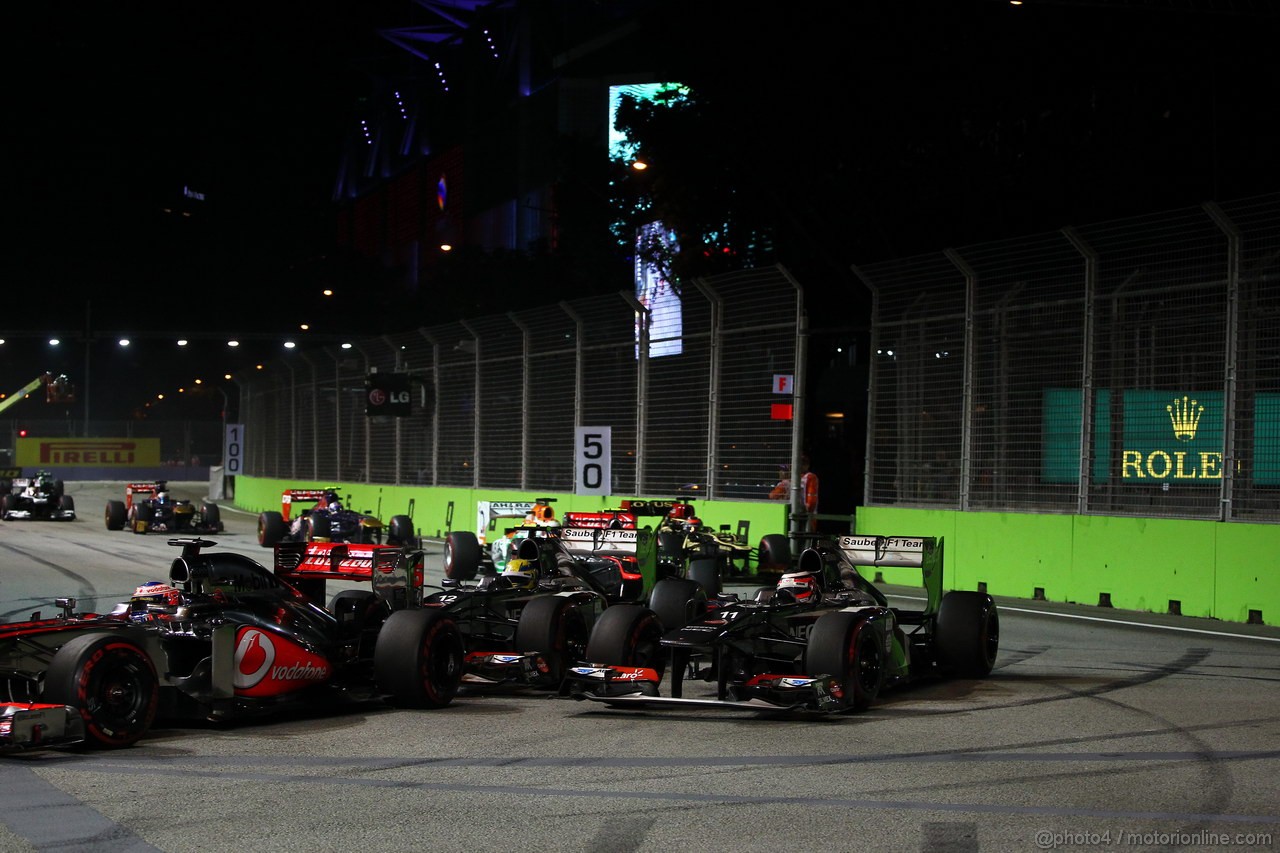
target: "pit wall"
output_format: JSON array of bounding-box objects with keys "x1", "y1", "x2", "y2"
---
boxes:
[
  {"x1": 232, "y1": 476, "x2": 1277, "y2": 626},
  {"x1": 855, "y1": 506, "x2": 1278, "y2": 626}
]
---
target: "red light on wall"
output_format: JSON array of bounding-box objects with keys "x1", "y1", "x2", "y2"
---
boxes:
[{"x1": 770, "y1": 403, "x2": 793, "y2": 421}]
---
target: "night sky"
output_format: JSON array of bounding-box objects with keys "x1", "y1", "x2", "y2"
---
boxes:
[{"x1": 5, "y1": 1, "x2": 1278, "y2": 421}]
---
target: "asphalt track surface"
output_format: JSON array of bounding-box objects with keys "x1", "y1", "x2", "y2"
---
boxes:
[{"x1": 1, "y1": 482, "x2": 1277, "y2": 853}]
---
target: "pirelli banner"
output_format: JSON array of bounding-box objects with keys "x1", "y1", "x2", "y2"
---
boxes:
[{"x1": 15, "y1": 438, "x2": 162, "y2": 468}]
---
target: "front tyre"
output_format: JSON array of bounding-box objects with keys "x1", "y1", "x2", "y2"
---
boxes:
[
  {"x1": 257, "y1": 511, "x2": 287, "y2": 546},
  {"x1": 936, "y1": 591, "x2": 999, "y2": 677},
  {"x1": 443, "y1": 531, "x2": 482, "y2": 581},
  {"x1": 514, "y1": 595, "x2": 591, "y2": 685},
  {"x1": 584, "y1": 605, "x2": 666, "y2": 679},
  {"x1": 375, "y1": 609, "x2": 464, "y2": 708},
  {"x1": 387, "y1": 514, "x2": 416, "y2": 546},
  {"x1": 805, "y1": 611, "x2": 884, "y2": 711},
  {"x1": 44, "y1": 633, "x2": 159, "y2": 749}
]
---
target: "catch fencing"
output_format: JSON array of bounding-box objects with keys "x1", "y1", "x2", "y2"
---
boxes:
[
  {"x1": 239, "y1": 267, "x2": 804, "y2": 500},
  {"x1": 857, "y1": 193, "x2": 1280, "y2": 522}
]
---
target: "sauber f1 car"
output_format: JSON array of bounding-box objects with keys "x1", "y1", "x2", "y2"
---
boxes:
[
  {"x1": 104, "y1": 481, "x2": 222, "y2": 534},
  {"x1": 427, "y1": 525, "x2": 665, "y2": 691},
  {"x1": 0, "y1": 538, "x2": 463, "y2": 752},
  {"x1": 564, "y1": 534, "x2": 999, "y2": 714},
  {"x1": 1, "y1": 470, "x2": 75, "y2": 521},
  {"x1": 257, "y1": 488, "x2": 417, "y2": 548}
]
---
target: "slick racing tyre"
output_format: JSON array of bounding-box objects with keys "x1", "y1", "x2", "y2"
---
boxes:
[
  {"x1": 686, "y1": 557, "x2": 720, "y2": 597},
  {"x1": 387, "y1": 514, "x2": 416, "y2": 546},
  {"x1": 443, "y1": 531, "x2": 482, "y2": 581},
  {"x1": 584, "y1": 605, "x2": 666, "y2": 679},
  {"x1": 757, "y1": 534, "x2": 791, "y2": 571},
  {"x1": 805, "y1": 611, "x2": 884, "y2": 711},
  {"x1": 257, "y1": 511, "x2": 287, "y2": 546},
  {"x1": 647, "y1": 577, "x2": 706, "y2": 633},
  {"x1": 44, "y1": 632, "x2": 159, "y2": 749},
  {"x1": 515, "y1": 595, "x2": 591, "y2": 686},
  {"x1": 936, "y1": 591, "x2": 999, "y2": 677},
  {"x1": 201, "y1": 502, "x2": 222, "y2": 531},
  {"x1": 105, "y1": 500, "x2": 127, "y2": 530},
  {"x1": 375, "y1": 609, "x2": 464, "y2": 709}
]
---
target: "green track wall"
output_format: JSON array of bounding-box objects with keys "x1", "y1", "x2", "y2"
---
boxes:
[
  {"x1": 234, "y1": 476, "x2": 1276, "y2": 625},
  {"x1": 856, "y1": 506, "x2": 1278, "y2": 626}
]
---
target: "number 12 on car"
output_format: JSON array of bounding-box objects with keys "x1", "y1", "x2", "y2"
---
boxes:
[{"x1": 575, "y1": 426, "x2": 612, "y2": 496}]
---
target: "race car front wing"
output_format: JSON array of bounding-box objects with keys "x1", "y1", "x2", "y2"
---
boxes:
[{"x1": 0, "y1": 702, "x2": 86, "y2": 751}]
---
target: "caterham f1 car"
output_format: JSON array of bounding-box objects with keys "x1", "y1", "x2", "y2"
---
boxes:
[
  {"x1": 1, "y1": 470, "x2": 75, "y2": 521},
  {"x1": 0, "y1": 538, "x2": 463, "y2": 752},
  {"x1": 426, "y1": 525, "x2": 665, "y2": 691},
  {"x1": 564, "y1": 534, "x2": 999, "y2": 714},
  {"x1": 257, "y1": 488, "x2": 417, "y2": 548},
  {"x1": 104, "y1": 481, "x2": 222, "y2": 534}
]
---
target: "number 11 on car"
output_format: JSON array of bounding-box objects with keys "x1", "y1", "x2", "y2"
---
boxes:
[{"x1": 575, "y1": 427, "x2": 611, "y2": 496}]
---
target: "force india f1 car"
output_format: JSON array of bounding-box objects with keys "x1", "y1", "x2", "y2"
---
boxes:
[
  {"x1": 0, "y1": 538, "x2": 464, "y2": 752},
  {"x1": 564, "y1": 534, "x2": 999, "y2": 714},
  {"x1": 257, "y1": 488, "x2": 417, "y2": 548},
  {"x1": 104, "y1": 481, "x2": 222, "y2": 535},
  {"x1": 426, "y1": 524, "x2": 665, "y2": 691},
  {"x1": 1, "y1": 470, "x2": 76, "y2": 521}
]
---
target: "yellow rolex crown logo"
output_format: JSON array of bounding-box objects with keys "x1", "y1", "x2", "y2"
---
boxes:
[{"x1": 1167, "y1": 396, "x2": 1203, "y2": 442}]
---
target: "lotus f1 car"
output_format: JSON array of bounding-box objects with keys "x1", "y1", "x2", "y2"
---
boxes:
[
  {"x1": 0, "y1": 538, "x2": 464, "y2": 752},
  {"x1": 256, "y1": 488, "x2": 417, "y2": 548},
  {"x1": 104, "y1": 481, "x2": 222, "y2": 534},
  {"x1": 564, "y1": 534, "x2": 999, "y2": 714},
  {"x1": 1, "y1": 470, "x2": 75, "y2": 521}
]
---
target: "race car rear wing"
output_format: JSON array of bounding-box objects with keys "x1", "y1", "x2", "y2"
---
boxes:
[
  {"x1": 279, "y1": 488, "x2": 341, "y2": 520},
  {"x1": 835, "y1": 535, "x2": 944, "y2": 616},
  {"x1": 273, "y1": 541, "x2": 424, "y2": 610}
]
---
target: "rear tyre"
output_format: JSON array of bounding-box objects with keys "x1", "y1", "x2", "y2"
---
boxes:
[
  {"x1": 443, "y1": 531, "x2": 481, "y2": 581},
  {"x1": 257, "y1": 511, "x2": 287, "y2": 546},
  {"x1": 514, "y1": 595, "x2": 591, "y2": 685},
  {"x1": 647, "y1": 577, "x2": 706, "y2": 633},
  {"x1": 131, "y1": 503, "x2": 154, "y2": 534},
  {"x1": 936, "y1": 591, "x2": 999, "y2": 677},
  {"x1": 584, "y1": 604, "x2": 666, "y2": 679},
  {"x1": 57, "y1": 494, "x2": 76, "y2": 513},
  {"x1": 44, "y1": 633, "x2": 159, "y2": 749},
  {"x1": 374, "y1": 609, "x2": 464, "y2": 708},
  {"x1": 105, "y1": 500, "x2": 127, "y2": 530},
  {"x1": 805, "y1": 611, "x2": 884, "y2": 711},
  {"x1": 307, "y1": 513, "x2": 332, "y2": 541},
  {"x1": 686, "y1": 557, "x2": 720, "y2": 597},
  {"x1": 387, "y1": 514, "x2": 415, "y2": 546},
  {"x1": 757, "y1": 534, "x2": 791, "y2": 571}
]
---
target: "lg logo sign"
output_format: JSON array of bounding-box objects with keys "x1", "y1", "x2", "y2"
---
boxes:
[{"x1": 365, "y1": 373, "x2": 412, "y2": 417}]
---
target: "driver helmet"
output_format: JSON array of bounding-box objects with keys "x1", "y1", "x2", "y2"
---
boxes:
[
  {"x1": 129, "y1": 581, "x2": 183, "y2": 620},
  {"x1": 323, "y1": 490, "x2": 342, "y2": 511},
  {"x1": 776, "y1": 570, "x2": 822, "y2": 603},
  {"x1": 155, "y1": 490, "x2": 170, "y2": 503},
  {"x1": 500, "y1": 557, "x2": 539, "y2": 589}
]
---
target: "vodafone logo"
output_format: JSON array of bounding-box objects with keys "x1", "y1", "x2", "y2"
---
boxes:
[
  {"x1": 233, "y1": 627, "x2": 332, "y2": 696},
  {"x1": 234, "y1": 629, "x2": 275, "y2": 689}
]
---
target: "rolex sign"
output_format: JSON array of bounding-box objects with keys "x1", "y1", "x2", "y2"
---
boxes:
[{"x1": 365, "y1": 373, "x2": 411, "y2": 417}]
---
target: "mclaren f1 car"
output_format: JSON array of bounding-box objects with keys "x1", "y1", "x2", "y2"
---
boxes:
[{"x1": 0, "y1": 538, "x2": 463, "y2": 752}]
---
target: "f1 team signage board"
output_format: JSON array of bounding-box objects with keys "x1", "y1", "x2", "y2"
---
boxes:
[{"x1": 575, "y1": 427, "x2": 611, "y2": 496}]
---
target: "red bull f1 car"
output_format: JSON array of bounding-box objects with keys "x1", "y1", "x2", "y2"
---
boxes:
[
  {"x1": 0, "y1": 538, "x2": 463, "y2": 752},
  {"x1": 563, "y1": 534, "x2": 999, "y2": 714},
  {"x1": 104, "y1": 481, "x2": 222, "y2": 534},
  {"x1": 257, "y1": 488, "x2": 417, "y2": 548}
]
